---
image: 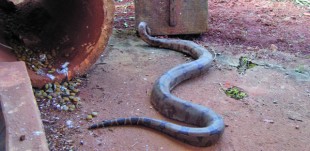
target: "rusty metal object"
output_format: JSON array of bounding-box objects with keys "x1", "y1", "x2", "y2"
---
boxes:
[
  {"x1": 0, "y1": 0, "x2": 114, "y2": 88},
  {"x1": 0, "y1": 62, "x2": 49, "y2": 151},
  {"x1": 134, "y1": 0, "x2": 208, "y2": 35},
  {"x1": 169, "y1": 0, "x2": 177, "y2": 27}
]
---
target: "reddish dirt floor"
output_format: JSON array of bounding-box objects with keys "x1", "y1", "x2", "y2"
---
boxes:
[
  {"x1": 38, "y1": 0, "x2": 310, "y2": 151},
  {"x1": 114, "y1": 0, "x2": 310, "y2": 55}
]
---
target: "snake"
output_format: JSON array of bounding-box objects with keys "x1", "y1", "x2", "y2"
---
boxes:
[{"x1": 88, "y1": 22, "x2": 225, "y2": 147}]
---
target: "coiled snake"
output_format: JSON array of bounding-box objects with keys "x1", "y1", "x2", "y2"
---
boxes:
[{"x1": 88, "y1": 22, "x2": 225, "y2": 147}]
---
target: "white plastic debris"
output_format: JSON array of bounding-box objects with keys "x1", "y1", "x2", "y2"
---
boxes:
[
  {"x1": 33, "y1": 131, "x2": 44, "y2": 136},
  {"x1": 46, "y1": 74, "x2": 55, "y2": 80},
  {"x1": 263, "y1": 119, "x2": 274, "y2": 124},
  {"x1": 36, "y1": 69, "x2": 45, "y2": 76},
  {"x1": 61, "y1": 62, "x2": 70, "y2": 69},
  {"x1": 66, "y1": 120, "x2": 74, "y2": 128},
  {"x1": 39, "y1": 54, "x2": 47, "y2": 62}
]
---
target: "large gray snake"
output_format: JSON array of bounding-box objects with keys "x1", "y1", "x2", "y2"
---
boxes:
[{"x1": 89, "y1": 22, "x2": 225, "y2": 147}]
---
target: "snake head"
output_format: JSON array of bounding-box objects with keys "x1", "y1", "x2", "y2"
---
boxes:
[{"x1": 138, "y1": 22, "x2": 152, "y2": 36}]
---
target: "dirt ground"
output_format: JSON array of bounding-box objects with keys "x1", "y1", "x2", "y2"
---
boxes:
[{"x1": 39, "y1": 0, "x2": 310, "y2": 151}]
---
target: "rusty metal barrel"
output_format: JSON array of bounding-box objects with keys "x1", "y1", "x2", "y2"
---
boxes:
[
  {"x1": 0, "y1": 0, "x2": 114, "y2": 88},
  {"x1": 134, "y1": 0, "x2": 208, "y2": 35}
]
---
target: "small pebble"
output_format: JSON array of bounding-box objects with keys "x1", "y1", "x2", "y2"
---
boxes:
[
  {"x1": 69, "y1": 105, "x2": 76, "y2": 109},
  {"x1": 91, "y1": 112, "x2": 98, "y2": 117},
  {"x1": 59, "y1": 99, "x2": 65, "y2": 104},
  {"x1": 19, "y1": 135, "x2": 26, "y2": 141},
  {"x1": 63, "y1": 97, "x2": 70, "y2": 102},
  {"x1": 63, "y1": 82, "x2": 69, "y2": 87},
  {"x1": 67, "y1": 140, "x2": 74, "y2": 143},
  {"x1": 68, "y1": 107, "x2": 75, "y2": 112},
  {"x1": 72, "y1": 97, "x2": 79, "y2": 102},
  {"x1": 42, "y1": 92, "x2": 48, "y2": 97},
  {"x1": 270, "y1": 44, "x2": 278, "y2": 51},
  {"x1": 62, "y1": 105, "x2": 69, "y2": 111},
  {"x1": 48, "y1": 70, "x2": 55, "y2": 74},
  {"x1": 45, "y1": 84, "x2": 49, "y2": 89},
  {"x1": 295, "y1": 125, "x2": 300, "y2": 130},
  {"x1": 56, "y1": 104, "x2": 61, "y2": 110},
  {"x1": 69, "y1": 105, "x2": 75, "y2": 112},
  {"x1": 86, "y1": 115, "x2": 93, "y2": 120},
  {"x1": 55, "y1": 88, "x2": 61, "y2": 92},
  {"x1": 73, "y1": 89, "x2": 79, "y2": 93},
  {"x1": 66, "y1": 120, "x2": 74, "y2": 128},
  {"x1": 263, "y1": 119, "x2": 274, "y2": 124}
]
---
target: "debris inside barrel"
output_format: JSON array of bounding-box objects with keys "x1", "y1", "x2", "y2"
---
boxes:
[
  {"x1": 33, "y1": 78, "x2": 84, "y2": 112},
  {"x1": 1, "y1": 1, "x2": 70, "y2": 77}
]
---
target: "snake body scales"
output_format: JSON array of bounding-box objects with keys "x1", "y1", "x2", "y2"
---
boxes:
[{"x1": 88, "y1": 22, "x2": 225, "y2": 147}]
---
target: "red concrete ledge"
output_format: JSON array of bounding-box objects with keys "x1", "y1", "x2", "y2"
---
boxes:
[{"x1": 0, "y1": 62, "x2": 48, "y2": 151}]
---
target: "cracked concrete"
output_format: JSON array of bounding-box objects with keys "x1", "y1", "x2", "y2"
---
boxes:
[{"x1": 216, "y1": 53, "x2": 310, "y2": 82}]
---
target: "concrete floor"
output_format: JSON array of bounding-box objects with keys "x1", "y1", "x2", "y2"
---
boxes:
[{"x1": 45, "y1": 30, "x2": 310, "y2": 151}]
